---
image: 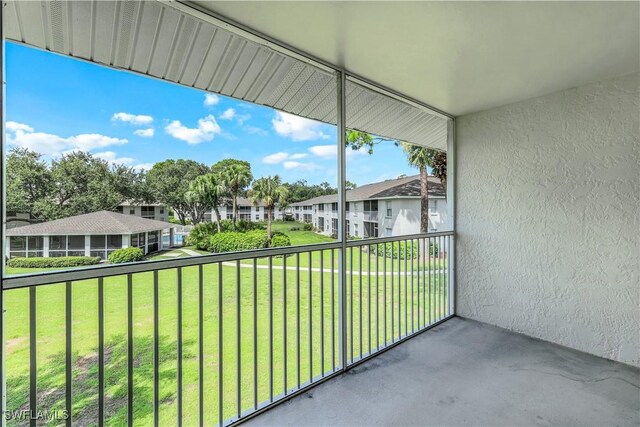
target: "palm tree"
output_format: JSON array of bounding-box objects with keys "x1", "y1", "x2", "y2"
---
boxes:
[
  {"x1": 220, "y1": 163, "x2": 253, "y2": 229},
  {"x1": 401, "y1": 143, "x2": 439, "y2": 233},
  {"x1": 249, "y1": 175, "x2": 288, "y2": 242},
  {"x1": 189, "y1": 173, "x2": 225, "y2": 232}
]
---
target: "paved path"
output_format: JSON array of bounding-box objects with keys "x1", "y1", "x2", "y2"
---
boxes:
[{"x1": 221, "y1": 261, "x2": 446, "y2": 276}]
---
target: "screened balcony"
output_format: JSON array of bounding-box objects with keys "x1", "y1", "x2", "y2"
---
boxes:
[{"x1": 1, "y1": 1, "x2": 638, "y2": 427}]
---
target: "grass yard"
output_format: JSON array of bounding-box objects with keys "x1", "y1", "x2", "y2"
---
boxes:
[{"x1": 3, "y1": 222, "x2": 451, "y2": 426}]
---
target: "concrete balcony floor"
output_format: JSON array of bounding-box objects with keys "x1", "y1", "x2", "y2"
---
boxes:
[{"x1": 246, "y1": 318, "x2": 639, "y2": 426}]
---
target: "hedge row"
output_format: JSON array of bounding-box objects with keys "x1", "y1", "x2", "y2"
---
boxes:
[
  {"x1": 187, "y1": 220, "x2": 265, "y2": 250},
  {"x1": 7, "y1": 256, "x2": 101, "y2": 268},
  {"x1": 108, "y1": 247, "x2": 145, "y2": 264},
  {"x1": 205, "y1": 230, "x2": 291, "y2": 253},
  {"x1": 371, "y1": 241, "x2": 439, "y2": 259}
]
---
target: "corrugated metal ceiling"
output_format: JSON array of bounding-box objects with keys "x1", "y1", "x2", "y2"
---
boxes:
[{"x1": 4, "y1": 0, "x2": 449, "y2": 150}]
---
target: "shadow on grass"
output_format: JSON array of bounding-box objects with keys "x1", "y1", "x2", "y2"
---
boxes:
[{"x1": 7, "y1": 334, "x2": 196, "y2": 426}]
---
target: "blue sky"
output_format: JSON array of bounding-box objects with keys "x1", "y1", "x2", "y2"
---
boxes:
[{"x1": 5, "y1": 42, "x2": 417, "y2": 186}]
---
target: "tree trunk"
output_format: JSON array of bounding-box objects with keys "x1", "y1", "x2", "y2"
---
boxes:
[
  {"x1": 267, "y1": 207, "x2": 273, "y2": 242},
  {"x1": 232, "y1": 194, "x2": 238, "y2": 230},
  {"x1": 420, "y1": 166, "x2": 429, "y2": 233},
  {"x1": 213, "y1": 206, "x2": 222, "y2": 233}
]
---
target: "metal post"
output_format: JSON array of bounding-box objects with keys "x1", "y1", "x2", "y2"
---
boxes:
[
  {"x1": 447, "y1": 118, "x2": 456, "y2": 315},
  {"x1": 0, "y1": 3, "x2": 7, "y2": 423},
  {"x1": 337, "y1": 70, "x2": 347, "y2": 371}
]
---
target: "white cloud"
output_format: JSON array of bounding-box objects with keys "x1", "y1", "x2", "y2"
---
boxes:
[
  {"x1": 309, "y1": 144, "x2": 337, "y2": 158},
  {"x1": 133, "y1": 163, "x2": 154, "y2": 171},
  {"x1": 6, "y1": 121, "x2": 34, "y2": 132},
  {"x1": 112, "y1": 112, "x2": 154, "y2": 126},
  {"x1": 244, "y1": 125, "x2": 268, "y2": 136},
  {"x1": 133, "y1": 128, "x2": 155, "y2": 137},
  {"x1": 283, "y1": 161, "x2": 320, "y2": 171},
  {"x1": 272, "y1": 111, "x2": 330, "y2": 141},
  {"x1": 309, "y1": 144, "x2": 368, "y2": 159},
  {"x1": 94, "y1": 151, "x2": 135, "y2": 165},
  {"x1": 262, "y1": 152, "x2": 309, "y2": 164},
  {"x1": 204, "y1": 93, "x2": 220, "y2": 106},
  {"x1": 6, "y1": 122, "x2": 128, "y2": 156},
  {"x1": 164, "y1": 114, "x2": 222, "y2": 144},
  {"x1": 263, "y1": 152, "x2": 290, "y2": 164},
  {"x1": 220, "y1": 108, "x2": 236, "y2": 120}
]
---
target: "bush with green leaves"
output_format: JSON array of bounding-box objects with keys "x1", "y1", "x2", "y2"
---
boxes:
[
  {"x1": 371, "y1": 241, "x2": 418, "y2": 259},
  {"x1": 108, "y1": 247, "x2": 145, "y2": 264},
  {"x1": 187, "y1": 220, "x2": 265, "y2": 250},
  {"x1": 270, "y1": 232, "x2": 291, "y2": 248},
  {"x1": 207, "y1": 229, "x2": 270, "y2": 253},
  {"x1": 7, "y1": 256, "x2": 101, "y2": 269},
  {"x1": 302, "y1": 223, "x2": 314, "y2": 231}
]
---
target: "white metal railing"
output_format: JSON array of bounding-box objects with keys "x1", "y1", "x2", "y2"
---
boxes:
[{"x1": 1, "y1": 231, "x2": 453, "y2": 426}]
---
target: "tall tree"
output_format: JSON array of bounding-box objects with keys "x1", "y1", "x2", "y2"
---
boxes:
[
  {"x1": 6, "y1": 148, "x2": 52, "y2": 217},
  {"x1": 188, "y1": 173, "x2": 226, "y2": 231},
  {"x1": 249, "y1": 175, "x2": 288, "y2": 242},
  {"x1": 346, "y1": 130, "x2": 447, "y2": 233},
  {"x1": 147, "y1": 159, "x2": 209, "y2": 225},
  {"x1": 213, "y1": 159, "x2": 253, "y2": 229}
]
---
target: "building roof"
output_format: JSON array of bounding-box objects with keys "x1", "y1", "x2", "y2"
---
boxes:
[
  {"x1": 7, "y1": 211, "x2": 173, "y2": 236},
  {"x1": 290, "y1": 175, "x2": 445, "y2": 206}
]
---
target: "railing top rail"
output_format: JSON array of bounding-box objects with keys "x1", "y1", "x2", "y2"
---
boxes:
[{"x1": 2, "y1": 231, "x2": 453, "y2": 290}]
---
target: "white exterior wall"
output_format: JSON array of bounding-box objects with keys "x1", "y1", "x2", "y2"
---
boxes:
[
  {"x1": 456, "y1": 73, "x2": 639, "y2": 366},
  {"x1": 120, "y1": 205, "x2": 168, "y2": 222},
  {"x1": 212, "y1": 205, "x2": 285, "y2": 222}
]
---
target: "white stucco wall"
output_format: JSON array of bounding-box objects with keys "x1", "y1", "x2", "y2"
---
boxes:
[{"x1": 456, "y1": 73, "x2": 639, "y2": 366}]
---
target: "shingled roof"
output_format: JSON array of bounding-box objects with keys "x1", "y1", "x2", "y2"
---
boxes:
[
  {"x1": 290, "y1": 175, "x2": 445, "y2": 206},
  {"x1": 7, "y1": 211, "x2": 173, "y2": 236}
]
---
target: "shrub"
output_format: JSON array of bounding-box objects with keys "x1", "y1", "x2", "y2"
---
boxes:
[
  {"x1": 289, "y1": 226, "x2": 301, "y2": 231},
  {"x1": 270, "y1": 232, "x2": 291, "y2": 248},
  {"x1": 187, "y1": 222, "x2": 220, "y2": 250},
  {"x1": 108, "y1": 247, "x2": 145, "y2": 264},
  {"x1": 429, "y1": 242, "x2": 439, "y2": 257},
  {"x1": 302, "y1": 223, "x2": 314, "y2": 231},
  {"x1": 7, "y1": 256, "x2": 101, "y2": 268},
  {"x1": 371, "y1": 241, "x2": 418, "y2": 260},
  {"x1": 207, "y1": 230, "x2": 269, "y2": 253}
]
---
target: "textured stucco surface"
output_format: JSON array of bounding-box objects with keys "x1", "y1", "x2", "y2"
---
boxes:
[{"x1": 456, "y1": 73, "x2": 640, "y2": 366}]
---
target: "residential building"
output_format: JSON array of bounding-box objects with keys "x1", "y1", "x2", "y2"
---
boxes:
[
  {"x1": 6, "y1": 210, "x2": 175, "y2": 260},
  {"x1": 290, "y1": 175, "x2": 448, "y2": 237},
  {"x1": 116, "y1": 201, "x2": 169, "y2": 222},
  {"x1": 205, "y1": 197, "x2": 286, "y2": 223}
]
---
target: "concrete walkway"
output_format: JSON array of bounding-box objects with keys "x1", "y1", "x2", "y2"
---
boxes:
[{"x1": 245, "y1": 317, "x2": 639, "y2": 426}]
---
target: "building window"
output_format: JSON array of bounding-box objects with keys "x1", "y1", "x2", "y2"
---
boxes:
[
  {"x1": 8, "y1": 236, "x2": 27, "y2": 258},
  {"x1": 318, "y1": 204, "x2": 324, "y2": 212},
  {"x1": 141, "y1": 206, "x2": 155, "y2": 219},
  {"x1": 331, "y1": 202, "x2": 338, "y2": 212},
  {"x1": 255, "y1": 214, "x2": 260, "y2": 221},
  {"x1": 430, "y1": 199, "x2": 438, "y2": 212},
  {"x1": 160, "y1": 208, "x2": 165, "y2": 214},
  {"x1": 331, "y1": 218, "x2": 338, "y2": 235},
  {"x1": 346, "y1": 220, "x2": 350, "y2": 236},
  {"x1": 129, "y1": 208, "x2": 135, "y2": 215},
  {"x1": 386, "y1": 201, "x2": 392, "y2": 218},
  {"x1": 346, "y1": 202, "x2": 350, "y2": 212}
]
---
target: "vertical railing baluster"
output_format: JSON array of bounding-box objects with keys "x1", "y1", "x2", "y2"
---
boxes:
[
  {"x1": 199, "y1": 266, "x2": 204, "y2": 427},
  {"x1": 397, "y1": 241, "x2": 402, "y2": 339},
  {"x1": 176, "y1": 268, "x2": 182, "y2": 427},
  {"x1": 269, "y1": 256, "x2": 273, "y2": 401},
  {"x1": 152, "y1": 272, "x2": 159, "y2": 427},
  {"x1": 383, "y1": 244, "x2": 387, "y2": 346},
  {"x1": 442, "y1": 236, "x2": 446, "y2": 319},
  {"x1": 296, "y1": 252, "x2": 301, "y2": 389},
  {"x1": 308, "y1": 251, "x2": 313, "y2": 382},
  {"x1": 253, "y1": 259, "x2": 258, "y2": 410},
  {"x1": 127, "y1": 274, "x2": 134, "y2": 427},
  {"x1": 218, "y1": 264, "x2": 223, "y2": 426},
  {"x1": 349, "y1": 247, "x2": 353, "y2": 363},
  {"x1": 283, "y1": 254, "x2": 288, "y2": 392},
  {"x1": 65, "y1": 281, "x2": 72, "y2": 427},
  {"x1": 98, "y1": 278, "x2": 105, "y2": 427},
  {"x1": 428, "y1": 237, "x2": 432, "y2": 325},
  {"x1": 236, "y1": 260, "x2": 241, "y2": 419},
  {"x1": 29, "y1": 286, "x2": 36, "y2": 427},
  {"x1": 331, "y1": 249, "x2": 335, "y2": 372},
  {"x1": 359, "y1": 245, "x2": 363, "y2": 359},
  {"x1": 404, "y1": 241, "x2": 408, "y2": 337},
  {"x1": 411, "y1": 239, "x2": 415, "y2": 333},
  {"x1": 367, "y1": 244, "x2": 371, "y2": 355},
  {"x1": 390, "y1": 242, "x2": 394, "y2": 343},
  {"x1": 320, "y1": 250, "x2": 324, "y2": 376},
  {"x1": 376, "y1": 245, "x2": 379, "y2": 350}
]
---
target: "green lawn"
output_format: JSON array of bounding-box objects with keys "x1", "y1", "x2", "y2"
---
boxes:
[{"x1": 3, "y1": 223, "x2": 451, "y2": 426}]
